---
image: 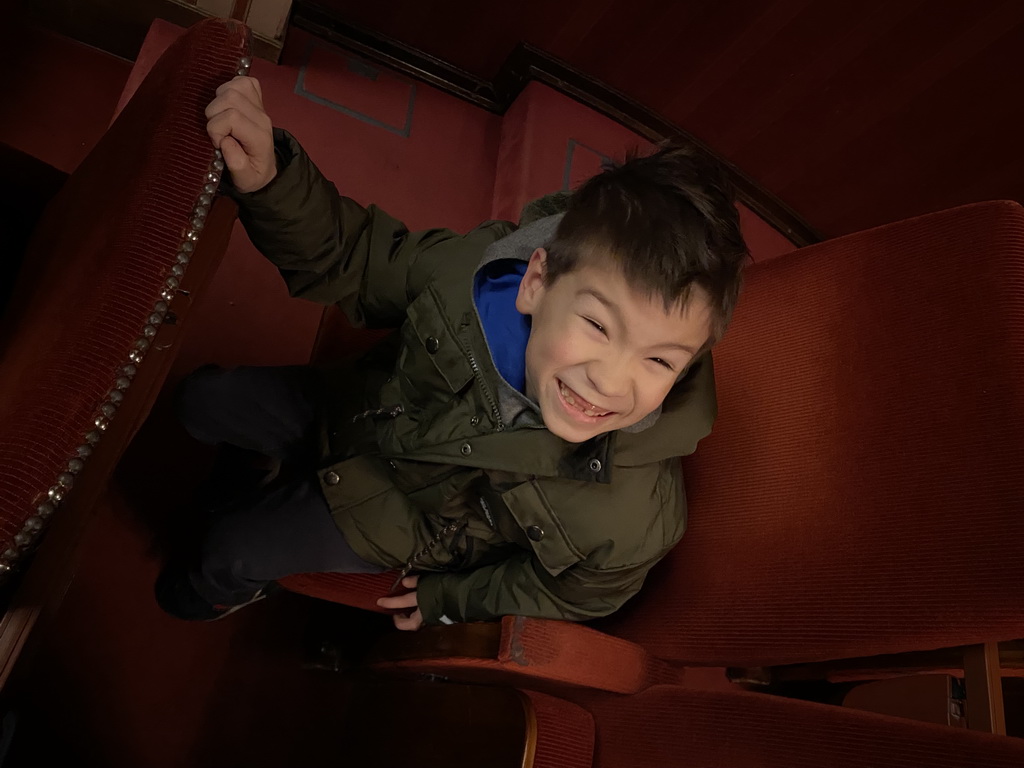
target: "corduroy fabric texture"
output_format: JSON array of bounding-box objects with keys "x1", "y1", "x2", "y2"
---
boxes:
[
  {"x1": 278, "y1": 571, "x2": 398, "y2": 613},
  {"x1": 522, "y1": 689, "x2": 594, "y2": 768},
  {"x1": 0, "y1": 19, "x2": 249, "y2": 567},
  {"x1": 600, "y1": 200, "x2": 1024, "y2": 666},
  {"x1": 579, "y1": 684, "x2": 1024, "y2": 767}
]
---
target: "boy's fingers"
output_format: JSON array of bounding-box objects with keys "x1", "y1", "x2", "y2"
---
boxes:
[
  {"x1": 376, "y1": 591, "x2": 417, "y2": 610},
  {"x1": 402, "y1": 575, "x2": 419, "y2": 589},
  {"x1": 205, "y1": 105, "x2": 264, "y2": 146},
  {"x1": 205, "y1": 96, "x2": 268, "y2": 138},
  {"x1": 205, "y1": 108, "x2": 236, "y2": 147},
  {"x1": 205, "y1": 88, "x2": 271, "y2": 137},
  {"x1": 206, "y1": 92, "x2": 256, "y2": 124},
  {"x1": 247, "y1": 75, "x2": 263, "y2": 103},
  {"x1": 214, "y1": 75, "x2": 263, "y2": 108},
  {"x1": 392, "y1": 610, "x2": 424, "y2": 631},
  {"x1": 206, "y1": 108, "x2": 267, "y2": 155},
  {"x1": 218, "y1": 136, "x2": 248, "y2": 174}
]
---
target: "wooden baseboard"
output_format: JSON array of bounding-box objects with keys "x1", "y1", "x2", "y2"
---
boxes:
[{"x1": 23, "y1": 0, "x2": 282, "y2": 63}]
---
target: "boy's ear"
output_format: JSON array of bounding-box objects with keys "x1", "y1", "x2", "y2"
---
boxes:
[{"x1": 516, "y1": 248, "x2": 548, "y2": 315}]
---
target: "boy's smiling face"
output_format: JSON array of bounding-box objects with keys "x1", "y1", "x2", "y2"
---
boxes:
[{"x1": 516, "y1": 247, "x2": 712, "y2": 443}]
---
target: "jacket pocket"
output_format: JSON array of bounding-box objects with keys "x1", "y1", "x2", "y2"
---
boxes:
[
  {"x1": 403, "y1": 288, "x2": 474, "y2": 393},
  {"x1": 319, "y1": 454, "x2": 434, "y2": 567},
  {"x1": 498, "y1": 480, "x2": 585, "y2": 576}
]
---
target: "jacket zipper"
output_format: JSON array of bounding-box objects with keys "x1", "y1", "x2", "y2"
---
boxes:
[
  {"x1": 351, "y1": 404, "x2": 404, "y2": 423},
  {"x1": 465, "y1": 348, "x2": 504, "y2": 432},
  {"x1": 392, "y1": 517, "x2": 468, "y2": 591}
]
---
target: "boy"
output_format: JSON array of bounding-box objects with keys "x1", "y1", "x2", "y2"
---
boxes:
[{"x1": 155, "y1": 76, "x2": 747, "y2": 629}]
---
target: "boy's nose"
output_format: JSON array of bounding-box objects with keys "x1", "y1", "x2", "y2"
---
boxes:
[{"x1": 586, "y1": 358, "x2": 630, "y2": 402}]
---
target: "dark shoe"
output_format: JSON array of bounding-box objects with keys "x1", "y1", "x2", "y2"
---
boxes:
[
  {"x1": 154, "y1": 561, "x2": 277, "y2": 621},
  {"x1": 205, "y1": 583, "x2": 280, "y2": 621}
]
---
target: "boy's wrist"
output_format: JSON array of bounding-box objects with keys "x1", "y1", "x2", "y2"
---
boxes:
[
  {"x1": 412, "y1": 573, "x2": 451, "y2": 626},
  {"x1": 224, "y1": 128, "x2": 295, "y2": 202}
]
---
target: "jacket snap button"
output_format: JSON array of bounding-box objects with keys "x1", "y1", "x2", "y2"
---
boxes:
[
  {"x1": 470, "y1": 416, "x2": 479, "y2": 426},
  {"x1": 460, "y1": 442, "x2": 472, "y2": 456},
  {"x1": 588, "y1": 458, "x2": 602, "y2": 473},
  {"x1": 526, "y1": 525, "x2": 545, "y2": 542},
  {"x1": 425, "y1": 336, "x2": 440, "y2": 354},
  {"x1": 323, "y1": 470, "x2": 341, "y2": 486}
]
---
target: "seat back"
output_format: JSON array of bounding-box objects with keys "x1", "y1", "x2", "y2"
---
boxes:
[{"x1": 600, "y1": 200, "x2": 1024, "y2": 666}]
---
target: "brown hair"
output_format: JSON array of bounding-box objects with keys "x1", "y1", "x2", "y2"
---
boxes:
[{"x1": 544, "y1": 143, "x2": 749, "y2": 342}]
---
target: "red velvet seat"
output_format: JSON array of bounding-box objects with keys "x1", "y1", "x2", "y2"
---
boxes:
[
  {"x1": 345, "y1": 679, "x2": 1024, "y2": 767},
  {"x1": 282, "y1": 201, "x2": 1024, "y2": 691},
  {"x1": 563, "y1": 684, "x2": 1024, "y2": 767},
  {"x1": 601, "y1": 199, "x2": 1024, "y2": 668},
  {"x1": 0, "y1": 18, "x2": 249, "y2": 671}
]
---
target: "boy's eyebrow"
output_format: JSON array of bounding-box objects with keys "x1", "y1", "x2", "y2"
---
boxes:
[
  {"x1": 579, "y1": 288, "x2": 700, "y2": 356},
  {"x1": 659, "y1": 341, "x2": 700, "y2": 355},
  {"x1": 578, "y1": 288, "x2": 623, "y2": 323}
]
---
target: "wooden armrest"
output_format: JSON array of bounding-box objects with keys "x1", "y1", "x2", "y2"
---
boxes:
[{"x1": 367, "y1": 615, "x2": 682, "y2": 694}]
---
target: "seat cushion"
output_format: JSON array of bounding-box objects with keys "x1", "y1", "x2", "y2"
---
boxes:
[{"x1": 582, "y1": 684, "x2": 1024, "y2": 767}]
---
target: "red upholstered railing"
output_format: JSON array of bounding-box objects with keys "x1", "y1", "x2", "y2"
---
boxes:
[{"x1": 0, "y1": 19, "x2": 250, "y2": 582}]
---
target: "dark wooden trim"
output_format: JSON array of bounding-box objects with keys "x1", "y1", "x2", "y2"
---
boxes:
[
  {"x1": 964, "y1": 643, "x2": 1007, "y2": 734},
  {"x1": 291, "y1": 1, "x2": 821, "y2": 246},
  {"x1": 168, "y1": 2, "x2": 282, "y2": 62},
  {"x1": 519, "y1": 689, "x2": 539, "y2": 768},
  {"x1": 231, "y1": 0, "x2": 252, "y2": 21},
  {"x1": 292, "y1": 2, "x2": 500, "y2": 111},
  {"x1": 729, "y1": 640, "x2": 1024, "y2": 686}
]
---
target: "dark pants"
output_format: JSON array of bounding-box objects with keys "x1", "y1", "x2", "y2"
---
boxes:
[{"x1": 176, "y1": 365, "x2": 384, "y2": 608}]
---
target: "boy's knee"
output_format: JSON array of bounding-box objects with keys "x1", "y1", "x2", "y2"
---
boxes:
[
  {"x1": 199, "y1": 517, "x2": 256, "y2": 583},
  {"x1": 174, "y1": 365, "x2": 229, "y2": 438}
]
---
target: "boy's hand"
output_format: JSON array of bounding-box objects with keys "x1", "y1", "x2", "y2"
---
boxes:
[
  {"x1": 376, "y1": 575, "x2": 424, "y2": 631},
  {"x1": 205, "y1": 76, "x2": 277, "y2": 194}
]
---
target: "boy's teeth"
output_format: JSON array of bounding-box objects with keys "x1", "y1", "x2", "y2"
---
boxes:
[{"x1": 560, "y1": 382, "x2": 609, "y2": 417}]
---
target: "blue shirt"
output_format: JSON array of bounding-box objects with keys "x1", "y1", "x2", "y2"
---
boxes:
[{"x1": 473, "y1": 260, "x2": 530, "y2": 393}]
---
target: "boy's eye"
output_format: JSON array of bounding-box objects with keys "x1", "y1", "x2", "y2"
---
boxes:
[
  {"x1": 584, "y1": 317, "x2": 606, "y2": 335},
  {"x1": 650, "y1": 357, "x2": 675, "y2": 371}
]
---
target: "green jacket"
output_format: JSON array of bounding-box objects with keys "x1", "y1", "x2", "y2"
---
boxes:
[{"x1": 231, "y1": 130, "x2": 719, "y2": 625}]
